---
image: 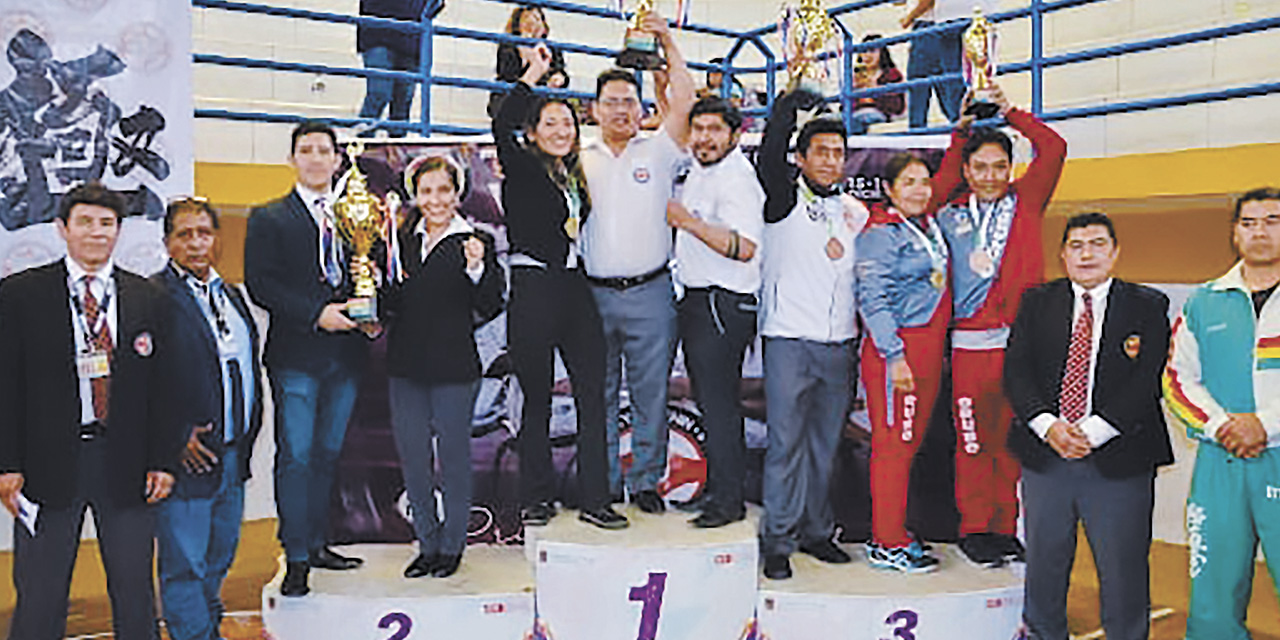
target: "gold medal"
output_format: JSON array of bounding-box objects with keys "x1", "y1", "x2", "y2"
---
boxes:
[
  {"x1": 564, "y1": 216, "x2": 579, "y2": 241},
  {"x1": 930, "y1": 270, "x2": 946, "y2": 290},
  {"x1": 825, "y1": 237, "x2": 844, "y2": 260},
  {"x1": 969, "y1": 249, "x2": 995, "y2": 279}
]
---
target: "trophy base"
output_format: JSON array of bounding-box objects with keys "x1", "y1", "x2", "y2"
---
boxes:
[
  {"x1": 964, "y1": 100, "x2": 1001, "y2": 120},
  {"x1": 345, "y1": 297, "x2": 378, "y2": 323},
  {"x1": 616, "y1": 47, "x2": 666, "y2": 71}
]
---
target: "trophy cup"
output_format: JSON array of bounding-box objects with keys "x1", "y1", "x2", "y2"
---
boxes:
[
  {"x1": 331, "y1": 141, "x2": 399, "y2": 323},
  {"x1": 616, "y1": 0, "x2": 666, "y2": 70},
  {"x1": 781, "y1": 0, "x2": 839, "y2": 95},
  {"x1": 962, "y1": 6, "x2": 1000, "y2": 119}
]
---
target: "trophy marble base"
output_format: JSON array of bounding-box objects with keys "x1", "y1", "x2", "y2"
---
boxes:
[{"x1": 345, "y1": 297, "x2": 377, "y2": 323}]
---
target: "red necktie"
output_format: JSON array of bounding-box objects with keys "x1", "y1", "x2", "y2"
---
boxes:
[
  {"x1": 1059, "y1": 292, "x2": 1093, "y2": 423},
  {"x1": 82, "y1": 275, "x2": 113, "y2": 422}
]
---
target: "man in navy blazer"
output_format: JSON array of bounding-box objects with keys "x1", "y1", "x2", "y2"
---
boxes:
[
  {"x1": 152, "y1": 198, "x2": 264, "y2": 640},
  {"x1": 1004, "y1": 212, "x2": 1173, "y2": 640},
  {"x1": 0, "y1": 182, "x2": 178, "y2": 640},
  {"x1": 243, "y1": 121, "x2": 370, "y2": 597}
]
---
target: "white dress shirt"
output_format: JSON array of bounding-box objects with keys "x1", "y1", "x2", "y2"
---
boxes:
[
  {"x1": 581, "y1": 128, "x2": 688, "y2": 278},
  {"x1": 1030, "y1": 278, "x2": 1122, "y2": 448},
  {"x1": 674, "y1": 147, "x2": 765, "y2": 295},
  {"x1": 66, "y1": 256, "x2": 118, "y2": 426}
]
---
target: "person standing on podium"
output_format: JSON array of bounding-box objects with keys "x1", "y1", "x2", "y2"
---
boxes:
[
  {"x1": 0, "y1": 182, "x2": 178, "y2": 640},
  {"x1": 244, "y1": 121, "x2": 374, "y2": 597},
  {"x1": 151, "y1": 197, "x2": 264, "y2": 640}
]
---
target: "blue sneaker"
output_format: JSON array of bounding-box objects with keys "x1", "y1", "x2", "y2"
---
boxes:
[{"x1": 866, "y1": 542, "x2": 940, "y2": 574}]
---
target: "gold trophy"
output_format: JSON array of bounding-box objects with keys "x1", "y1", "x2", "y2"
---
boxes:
[
  {"x1": 962, "y1": 6, "x2": 1000, "y2": 119},
  {"x1": 616, "y1": 0, "x2": 666, "y2": 70},
  {"x1": 782, "y1": 0, "x2": 839, "y2": 95},
  {"x1": 331, "y1": 141, "x2": 399, "y2": 323}
]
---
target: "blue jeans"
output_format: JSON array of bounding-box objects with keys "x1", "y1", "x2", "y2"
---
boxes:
[
  {"x1": 270, "y1": 362, "x2": 360, "y2": 562},
  {"x1": 358, "y1": 46, "x2": 414, "y2": 134},
  {"x1": 848, "y1": 110, "x2": 889, "y2": 135},
  {"x1": 907, "y1": 20, "x2": 965, "y2": 129},
  {"x1": 157, "y1": 448, "x2": 245, "y2": 640},
  {"x1": 591, "y1": 272, "x2": 678, "y2": 495}
]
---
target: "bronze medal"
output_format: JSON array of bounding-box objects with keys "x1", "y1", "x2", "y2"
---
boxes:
[{"x1": 825, "y1": 237, "x2": 844, "y2": 260}]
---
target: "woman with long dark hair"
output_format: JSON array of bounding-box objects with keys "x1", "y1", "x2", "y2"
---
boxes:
[
  {"x1": 491, "y1": 44, "x2": 627, "y2": 530},
  {"x1": 849, "y1": 34, "x2": 906, "y2": 134},
  {"x1": 487, "y1": 5, "x2": 569, "y2": 117},
  {"x1": 383, "y1": 155, "x2": 505, "y2": 578},
  {"x1": 856, "y1": 153, "x2": 949, "y2": 573}
]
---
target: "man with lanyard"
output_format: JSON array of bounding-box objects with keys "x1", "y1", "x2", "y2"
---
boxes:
[
  {"x1": 756, "y1": 89, "x2": 869, "y2": 579},
  {"x1": 928, "y1": 81, "x2": 1067, "y2": 567},
  {"x1": 581, "y1": 11, "x2": 695, "y2": 515},
  {"x1": 666, "y1": 96, "x2": 764, "y2": 528},
  {"x1": 1165, "y1": 187, "x2": 1280, "y2": 639},
  {"x1": 152, "y1": 198, "x2": 263, "y2": 640}
]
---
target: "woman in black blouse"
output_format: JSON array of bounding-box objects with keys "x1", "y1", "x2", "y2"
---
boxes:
[
  {"x1": 487, "y1": 5, "x2": 568, "y2": 117},
  {"x1": 492, "y1": 44, "x2": 626, "y2": 531},
  {"x1": 383, "y1": 156, "x2": 505, "y2": 578}
]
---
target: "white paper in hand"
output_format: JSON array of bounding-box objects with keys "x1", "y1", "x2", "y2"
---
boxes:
[{"x1": 16, "y1": 492, "x2": 38, "y2": 537}]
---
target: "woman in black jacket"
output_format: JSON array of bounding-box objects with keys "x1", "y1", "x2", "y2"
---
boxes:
[
  {"x1": 486, "y1": 5, "x2": 568, "y2": 117},
  {"x1": 383, "y1": 155, "x2": 505, "y2": 578},
  {"x1": 493, "y1": 45, "x2": 626, "y2": 530}
]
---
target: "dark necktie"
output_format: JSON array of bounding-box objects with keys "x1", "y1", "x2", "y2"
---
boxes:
[
  {"x1": 226, "y1": 359, "x2": 245, "y2": 443},
  {"x1": 82, "y1": 275, "x2": 113, "y2": 423},
  {"x1": 1059, "y1": 293, "x2": 1094, "y2": 423}
]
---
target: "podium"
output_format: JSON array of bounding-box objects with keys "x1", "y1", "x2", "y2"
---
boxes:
[{"x1": 260, "y1": 545, "x2": 534, "y2": 640}]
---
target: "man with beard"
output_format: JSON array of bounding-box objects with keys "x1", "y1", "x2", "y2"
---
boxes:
[
  {"x1": 581, "y1": 11, "x2": 695, "y2": 514},
  {"x1": 666, "y1": 96, "x2": 764, "y2": 528},
  {"x1": 1165, "y1": 187, "x2": 1280, "y2": 639}
]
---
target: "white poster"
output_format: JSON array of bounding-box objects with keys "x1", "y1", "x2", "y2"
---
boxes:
[
  {"x1": 0, "y1": 0, "x2": 192, "y2": 277},
  {"x1": 535, "y1": 539, "x2": 759, "y2": 640}
]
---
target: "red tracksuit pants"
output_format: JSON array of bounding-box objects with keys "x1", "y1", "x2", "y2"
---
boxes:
[
  {"x1": 952, "y1": 347, "x2": 1020, "y2": 536},
  {"x1": 863, "y1": 323, "x2": 947, "y2": 548}
]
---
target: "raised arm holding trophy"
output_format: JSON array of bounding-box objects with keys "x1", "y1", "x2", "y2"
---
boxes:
[
  {"x1": 781, "y1": 0, "x2": 839, "y2": 94},
  {"x1": 962, "y1": 6, "x2": 1000, "y2": 119},
  {"x1": 617, "y1": 0, "x2": 667, "y2": 70},
  {"x1": 332, "y1": 140, "x2": 400, "y2": 323}
]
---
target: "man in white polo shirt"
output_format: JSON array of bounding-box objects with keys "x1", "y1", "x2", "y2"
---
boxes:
[
  {"x1": 756, "y1": 90, "x2": 869, "y2": 580},
  {"x1": 666, "y1": 96, "x2": 764, "y2": 528},
  {"x1": 581, "y1": 11, "x2": 696, "y2": 515}
]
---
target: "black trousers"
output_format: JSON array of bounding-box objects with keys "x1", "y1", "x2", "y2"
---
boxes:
[
  {"x1": 679, "y1": 287, "x2": 757, "y2": 514},
  {"x1": 9, "y1": 438, "x2": 159, "y2": 640},
  {"x1": 508, "y1": 266, "x2": 610, "y2": 510}
]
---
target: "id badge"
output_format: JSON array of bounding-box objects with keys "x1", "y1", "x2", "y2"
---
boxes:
[{"x1": 77, "y1": 350, "x2": 110, "y2": 379}]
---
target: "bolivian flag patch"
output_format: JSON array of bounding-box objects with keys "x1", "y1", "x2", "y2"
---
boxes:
[{"x1": 1258, "y1": 335, "x2": 1280, "y2": 370}]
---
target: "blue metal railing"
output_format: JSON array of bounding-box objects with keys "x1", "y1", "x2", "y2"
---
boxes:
[{"x1": 192, "y1": 0, "x2": 1280, "y2": 138}]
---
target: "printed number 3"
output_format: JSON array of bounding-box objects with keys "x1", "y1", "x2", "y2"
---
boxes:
[
  {"x1": 379, "y1": 612, "x2": 412, "y2": 640},
  {"x1": 628, "y1": 572, "x2": 668, "y2": 640},
  {"x1": 885, "y1": 609, "x2": 919, "y2": 640}
]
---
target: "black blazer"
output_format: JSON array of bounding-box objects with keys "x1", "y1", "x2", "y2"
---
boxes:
[
  {"x1": 1004, "y1": 278, "x2": 1174, "y2": 478},
  {"x1": 152, "y1": 263, "x2": 264, "y2": 499},
  {"x1": 0, "y1": 261, "x2": 179, "y2": 509},
  {"x1": 383, "y1": 219, "x2": 505, "y2": 383},
  {"x1": 492, "y1": 82, "x2": 589, "y2": 269},
  {"x1": 243, "y1": 190, "x2": 368, "y2": 372}
]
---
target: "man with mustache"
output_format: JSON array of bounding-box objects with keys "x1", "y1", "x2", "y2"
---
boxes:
[{"x1": 666, "y1": 96, "x2": 763, "y2": 528}]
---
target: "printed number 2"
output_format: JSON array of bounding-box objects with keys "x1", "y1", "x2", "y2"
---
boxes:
[
  {"x1": 379, "y1": 612, "x2": 412, "y2": 640},
  {"x1": 628, "y1": 572, "x2": 668, "y2": 640},
  {"x1": 884, "y1": 609, "x2": 919, "y2": 640}
]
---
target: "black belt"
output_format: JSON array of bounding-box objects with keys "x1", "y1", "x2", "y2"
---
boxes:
[
  {"x1": 586, "y1": 265, "x2": 669, "y2": 290},
  {"x1": 80, "y1": 421, "x2": 106, "y2": 441}
]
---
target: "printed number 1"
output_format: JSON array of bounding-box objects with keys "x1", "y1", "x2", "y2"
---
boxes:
[
  {"x1": 628, "y1": 572, "x2": 668, "y2": 640},
  {"x1": 884, "y1": 609, "x2": 919, "y2": 640},
  {"x1": 379, "y1": 612, "x2": 412, "y2": 640}
]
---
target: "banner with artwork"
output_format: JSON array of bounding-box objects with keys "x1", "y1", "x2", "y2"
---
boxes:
[
  {"x1": 327, "y1": 134, "x2": 949, "y2": 547},
  {"x1": 0, "y1": 0, "x2": 192, "y2": 277}
]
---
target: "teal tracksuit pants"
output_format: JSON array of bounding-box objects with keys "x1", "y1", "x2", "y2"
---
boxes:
[{"x1": 1185, "y1": 444, "x2": 1280, "y2": 639}]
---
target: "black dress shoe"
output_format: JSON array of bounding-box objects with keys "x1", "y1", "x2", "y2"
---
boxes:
[
  {"x1": 432, "y1": 554, "x2": 462, "y2": 578},
  {"x1": 281, "y1": 561, "x2": 310, "y2": 597},
  {"x1": 634, "y1": 489, "x2": 666, "y2": 514},
  {"x1": 579, "y1": 505, "x2": 630, "y2": 529},
  {"x1": 404, "y1": 553, "x2": 439, "y2": 578},
  {"x1": 690, "y1": 508, "x2": 745, "y2": 529},
  {"x1": 799, "y1": 539, "x2": 852, "y2": 564},
  {"x1": 762, "y1": 554, "x2": 792, "y2": 580},
  {"x1": 310, "y1": 546, "x2": 363, "y2": 570},
  {"x1": 671, "y1": 493, "x2": 711, "y2": 513}
]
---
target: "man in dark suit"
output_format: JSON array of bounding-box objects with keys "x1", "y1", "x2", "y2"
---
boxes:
[
  {"x1": 0, "y1": 182, "x2": 177, "y2": 640},
  {"x1": 1004, "y1": 211, "x2": 1173, "y2": 640},
  {"x1": 243, "y1": 121, "x2": 369, "y2": 597},
  {"x1": 152, "y1": 198, "x2": 263, "y2": 640}
]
